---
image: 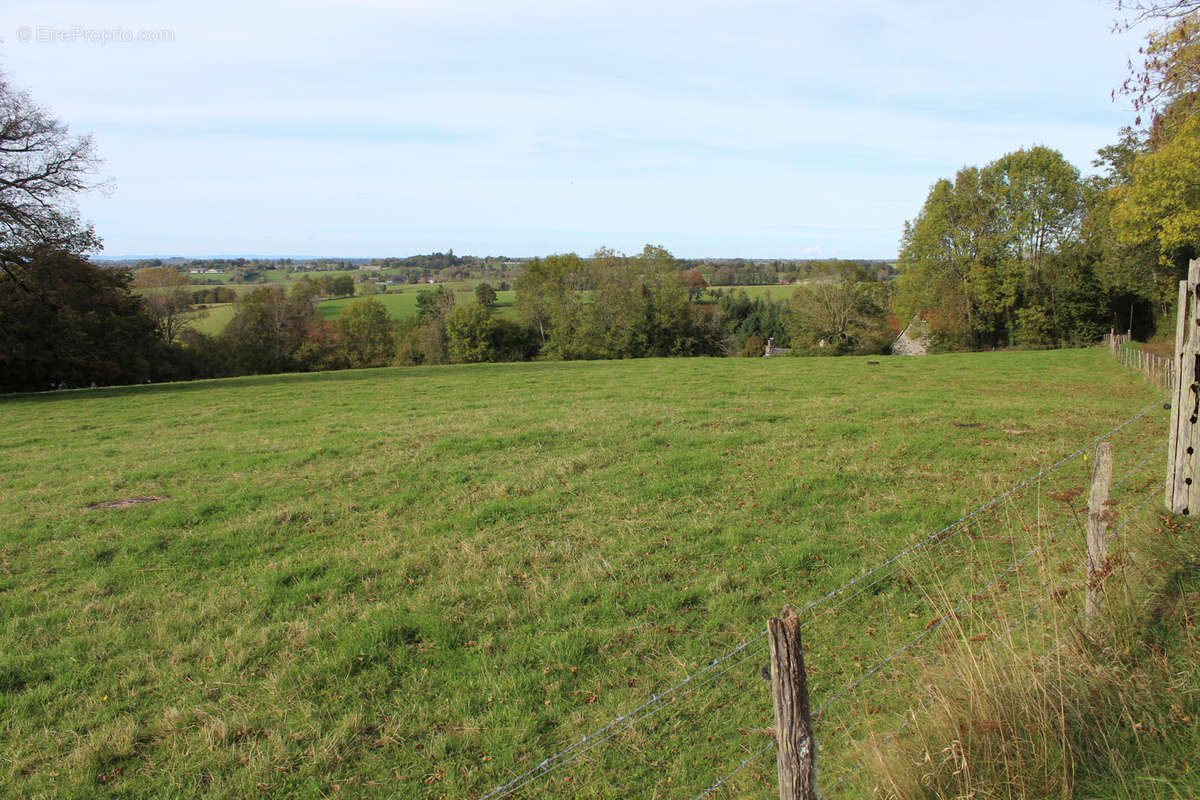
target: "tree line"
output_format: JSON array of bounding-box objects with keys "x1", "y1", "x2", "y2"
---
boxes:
[
  {"x1": 1, "y1": 238, "x2": 900, "y2": 391},
  {"x1": 892, "y1": 2, "x2": 1200, "y2": 350},
  {"x1": 6, "y1": 0, "x2": 1200, "y2": 391}
]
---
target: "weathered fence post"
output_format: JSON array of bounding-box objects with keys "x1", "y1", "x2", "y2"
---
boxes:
[
  {"x1": 768, "y1": 607, "x2": 817, "y2": 800},
  {"x1": 1087, "y1": 442, "x2": 1114, "y2": 619},
  {"x1": 1167, "y1": 258, "x2": 1200, "y2": 514}
]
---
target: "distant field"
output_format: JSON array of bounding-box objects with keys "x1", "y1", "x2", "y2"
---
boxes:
[
  {"x1": 316, "y1": 290, "x2": 422, "y2": 321},
  {"x1": 0, "y1": 350, "x2": 1167, "y2": 798},
  {"x1": 187, "y1": 269, "x2": 360, "y2": 287},
  {"x1": 187, "y1": 279, "x2": 784, "y2": 336},
  {"x1": 188, "y1": 303, "x2": 237, "y2": 336},
  {"x1": 316, "y1": 285, "x2": 516, "y2": 323},
  {"x1": 709, "y1": 283, "x2": 796, "y2": 302},
  {"x1": 187, "y1": 282, "x2": 516, "y2": 336}
]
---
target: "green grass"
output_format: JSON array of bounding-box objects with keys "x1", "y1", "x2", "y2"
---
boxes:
[
  {"x1": 317, "y1": 287, "x2": 517, "y2": 324},
  {"x1": 708, "y1": 284, "x2": 795, "y2": 303},
  {"x1": 186, "y1": 282, "x2": 517, "y2": 336},
  {"x1": 862, "y1": 511, "x2": 1200, "y2": 799},
  {"x1": 0, "y1": 349, "x2": 1169, "y2": 798},
  {"x1": 188, "y1": 269, "x2": 361, "y2": 287},
  {"x1": 188, "y1": 303, "x2": 238, "y2": 336}
]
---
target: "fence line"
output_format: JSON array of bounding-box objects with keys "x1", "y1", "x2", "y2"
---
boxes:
[
  {"x1": 1103, "y1": 332, "x2": 1174, "y2": 392},
  {"x1": 471, "y1": 402, "x2": 1165, "y2": 800},
  {"x1": 689, "y1": 439, "x2": 1166, "y2": 800},
  {"x1": 473, "y1": 634, "x2": 768, "y2": 800},
  {"x1": 695, "y1": 496, "x2": 1103, "y2": 800},
  {"x1": 792, "y1": 398, "x2": 1160, "y2": 626},
  {"x1": 820, "y1": 479, "x2": 1166, "y2": 796},
  {"x1": 815, "y1": 516, "x2": 1063, "y2": 721}
]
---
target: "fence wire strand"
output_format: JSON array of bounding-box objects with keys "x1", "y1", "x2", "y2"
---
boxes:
[
  {"x1": 819, "y1": 477, "x2": 1165, "y2": 797},
  {"x1": 789, "y1": 399, "x2": 1162, "y2": 627},
  {"x1": 472, "y1": 400, "x2": 1164, "y2": 800}
]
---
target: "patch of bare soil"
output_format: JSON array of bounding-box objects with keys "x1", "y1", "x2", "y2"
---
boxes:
[{"x1": 86, "y1": 495, "x2": 171, "y2": 511}]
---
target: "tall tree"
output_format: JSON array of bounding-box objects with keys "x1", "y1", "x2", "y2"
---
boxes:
[
  {"x1": 135, "y1": 267, "x2": 194, "y2": 344},
  {"x1": 474, "y1": 281, "x2": 498, "y2": 307},
  {"x1": 1105, "y1": 3, "x2": 1200, "y2": 294},
  {"x1": 680, "y1": 268, "x2": 707, "y2": 301},
  {"x1": 988, "y1": 146, "x2": 1082, "y2": 342},
  {"x1": 514, "y1": 253, "x2": 588, "y2": 355},
  {"x1": 396, "y1": 285, "x2": 457, "y2": 365},
  {"x1": 894, "y1": 169, "x2": 1004, "y2": 348},
  {"x1": 223, "y1": 286, "x2": 325, "y2": 374},
  {"x1": 895, "y1": 147, "x2": 1083, "y2": 348},
  {"x1": 1112, "y1": 109, "x2": 1200, "y2": 269},
  {"x1": 788, "y1": 280, "x2": 891, "y2": 355},
  {"x1": 1117, "y1": 1, "x2": 1200, "y2": 128},
  {"x1": 0, "y1": 72, "x2": 105, "y2": 289},
  {"x1": 337, "y1": 298, "x2": 394, "y2": 367}
]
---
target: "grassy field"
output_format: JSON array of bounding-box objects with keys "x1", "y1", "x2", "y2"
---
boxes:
[
  {"x1": 186, "y1": 282, "x2": 515, "y2": 336},
  {"x1": 317, "y1": 287, "x2": 517, "y2": 324},
  {"x1": 707, "y1": 284, "x2": 796, "y2": 303},
  {"x1": 187, "y1": 269, "x2": 362, "y2": 287},
  {"x1": 190, "y1": 281, "x2": 782, "y2": 337},
  {"x1": 189, "y1": 304, "x2": 238, "y2": 336},
  {"x1": 0, "y1": 349, "x2": 1170, "y2": 798}
]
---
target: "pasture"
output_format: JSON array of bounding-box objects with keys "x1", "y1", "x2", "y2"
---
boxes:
[
  {"x1": 187, "y1": 280, "x2": 790, "y2": 336},
  {"x1": 317, "y1": 287, "x2": 517, "y2": 324},
  {"x1": 0, "y1": 349, "x2": 1167, "y2": 798}
]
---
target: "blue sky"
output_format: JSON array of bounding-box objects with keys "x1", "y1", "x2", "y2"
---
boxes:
[{"x1": 0, "y1": 1, "x2": 1146, "y2": 259}]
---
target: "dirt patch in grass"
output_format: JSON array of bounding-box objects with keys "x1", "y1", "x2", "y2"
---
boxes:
[{"x1": 86, "y1": 495, "x2": 171, "y2": 511}]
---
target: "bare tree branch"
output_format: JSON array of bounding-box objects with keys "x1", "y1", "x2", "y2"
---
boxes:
[{"x1": 0, "y1": 71, "x2": 108, "y2": 284}]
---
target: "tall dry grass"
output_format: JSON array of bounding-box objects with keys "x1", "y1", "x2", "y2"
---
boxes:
[{"x1": 860, "y1": 509, "x2": 1200, "y2": 800}]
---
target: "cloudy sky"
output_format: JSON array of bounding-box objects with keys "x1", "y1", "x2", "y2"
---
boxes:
[{"x1": 0, "y1": 1, "x2": 1146, "y2": 259}]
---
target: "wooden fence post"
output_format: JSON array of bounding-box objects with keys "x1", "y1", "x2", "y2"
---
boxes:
[
  {"x1": 1167, "y1": 258, "x2": 1200, "y2": 514},
  {"x1": 1087, "y1": 442, "x2": 1114, "y2": 619},
  {"x1": 768, "y1": 607, "x2": 817, "y2": 800}
]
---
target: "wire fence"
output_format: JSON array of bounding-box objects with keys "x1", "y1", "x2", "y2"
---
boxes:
[
  {"x1": 1104, "y1": 332, "x2": 1175, "y2": 391},
  {"x1": 817, "y1": 477, "x2": 1166, "y2": 798},
  {"x1": 468, "y1": 398, "x2": 1169, "y2": 800}
]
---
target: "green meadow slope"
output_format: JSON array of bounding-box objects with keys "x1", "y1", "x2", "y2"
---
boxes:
[{"x1": 0, "y1": 350, "x2": 1169, "y2": 798}]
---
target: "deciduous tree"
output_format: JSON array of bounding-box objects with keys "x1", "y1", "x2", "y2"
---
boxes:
[
  {"x1": 337, "y1": 298, "x2": 394, "y2": 367},
  {"x1": 789, "y1": 279, "x2": 891, "y2": 355},
  {"x1": 0, "y1": 249, "x2": 165, "y2": 391},
  {"x1": 0, "y1": 72, "x2": 105, "y2": 288},
  {"x1": 223, "y1": 286, "x2": 326, "y2": 374},
  {"x1": 135, "y1": 266, "x2": 193, "y2": 344},
  {"x1": 474, "y1": 281, "x2": 498, "y2": 307}
]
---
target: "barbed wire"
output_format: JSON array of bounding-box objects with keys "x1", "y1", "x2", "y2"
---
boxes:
[
  {"x1": 472, "y1": 635, "x2": 767, "y2": 800},
  {"x1": 816, "y1": 473, "x2": 1163, "y2": 724},
  {"x1": 1113, "y1": 438, "x2": 1168, "y2": 490},
  {"x1": 994, "y1": 479, "x2": 1163, "y2": 643},
  {"x1": 684, "y1": 447, "x2": 1167, "y2": 800},
  {"x1": 472, "y1": 401, "x2": 1164, "y2": 800},
  {"x1": 788, "y1": 400, "x2": 1163, "y2": 627},
  {"x1": 815, "y1": 428, "x2": 1167, "y2": 640},
  {"x1": 813, "y1": 534, "x2": 1049, "y2": 721},
  {"x1": 693, "y1": 516, "x2": 1090, "y2": 800},
  {"x1": 686, "y1": 740, "x2": 777, "y2": 800},
  {"x1": 820, "y1": 479, "x2": 1166, "y2": 796}
]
